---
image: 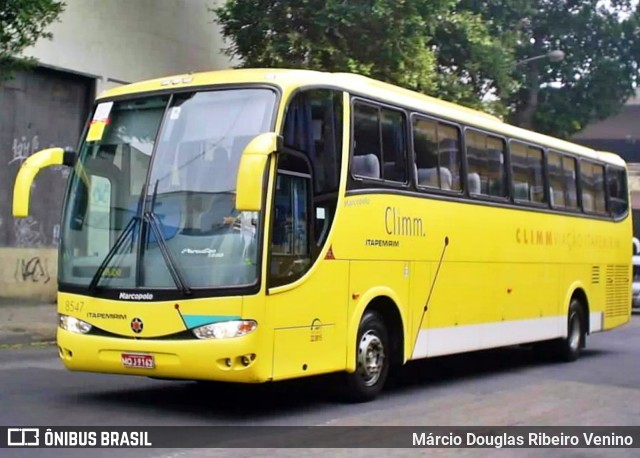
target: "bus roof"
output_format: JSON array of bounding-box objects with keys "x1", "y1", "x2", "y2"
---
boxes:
[{"x1": 98, "y1": 68, "x2": 626, "y2": 167}]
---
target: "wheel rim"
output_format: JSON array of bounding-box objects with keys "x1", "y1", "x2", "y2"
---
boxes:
[
  {"x1": 568, "y1": 312, "x2": 581, "y2": 352},
  {"x1": 357, "y1": 330, "x2": 385, "y2": 387}
]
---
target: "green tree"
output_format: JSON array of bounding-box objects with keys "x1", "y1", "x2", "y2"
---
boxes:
[
  {"x1": 213, "y1": 0, "x2": 514, "y2": 114},
  {"x1": 0, "y1": 0, "x2": 66, "y2": 81},
  {"x1": 214, "y1": 1, "x2": 639, "y2": 138},
  {"x1": 460, "y1": 0, "x2": 639, "y2": 137}
]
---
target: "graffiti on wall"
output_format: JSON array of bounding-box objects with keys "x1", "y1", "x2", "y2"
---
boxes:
[
  {"x1": 52, "y1": 224, "x2": 61, "y2": 246},
  {"x1": 7, "y1": 134, "x2": 72, "y2": 178},
  {"x1": 14, "y1": 217, "x2": 46, "y2": 247},
  {"x1": 1, "y1": 68, "x2": 92, "y2": 300},
  {"x1": 14, "y1": 256, "x2": 51, "y2": 284},
  {"x1": 8, "y1": 135, "x2": 40, "y2": 166},
  {"x1": 0, "y1": 248, "x2": 57, "y2": 301}
]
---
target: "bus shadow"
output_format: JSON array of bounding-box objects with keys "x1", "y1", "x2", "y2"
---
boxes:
[
  {"x1": 77, "y1": 373, "x2": 339, "y2": 421},
  {"x1": 389, "y1": 345, "x2": 608, "y2": 392},
  {"x1": 75, "y1": 345, "x2": 610, "y2": 421}
]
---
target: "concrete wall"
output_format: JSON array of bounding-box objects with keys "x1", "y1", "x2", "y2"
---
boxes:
[
  {"x1": 1, "y1": 0, "x2": 234, "y2": 301},
  {"x1": 26, "y1": 0, "x2": 235, "y2": 93},
  {"x1": 0, "y1": 248, "x2": 58, "y2": 301}
]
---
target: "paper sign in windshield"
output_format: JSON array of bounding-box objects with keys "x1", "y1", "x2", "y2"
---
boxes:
[{"x1": 87, "y1": 102, "x2": 114, "y2": 142}]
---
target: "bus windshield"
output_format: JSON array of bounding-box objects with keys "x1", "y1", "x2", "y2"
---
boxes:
[{"x1": 60, "y1": 88, "x2": 276, "y2": 291}]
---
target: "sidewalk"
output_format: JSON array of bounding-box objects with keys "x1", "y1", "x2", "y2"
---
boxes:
[{"x1": 0, "y1": 297, "x2": 57, "y2": 346}]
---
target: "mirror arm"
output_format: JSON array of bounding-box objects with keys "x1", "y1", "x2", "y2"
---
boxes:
[
  {"x1": 13, "y1": 147, "x2": 77, "y2": 218},
  {"x1": 63, "y1": 148, "x2": 78, "y2": 167}
]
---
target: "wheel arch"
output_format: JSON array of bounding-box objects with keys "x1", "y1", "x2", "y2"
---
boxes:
[
  {"x1": 346, "y1": 289, "x2": 406, "y2": 373},
  {"x1": 570, "y1": 287, "x2": 590, "y2": 338},
  {"x1": 562, "y1": 282, "x2": 590, "y2": 336}
]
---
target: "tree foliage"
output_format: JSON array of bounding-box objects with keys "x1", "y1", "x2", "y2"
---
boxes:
[
  {"x1": 213, "y1": 0, "x2": 513, "y2": 113},
  {"x1": 0, "y1": 0, "x2": 66, "y2": 81},
  {"x1": 463, "y1": 0, "x2": 639, "y2": 137},
  {"x1": 213, "y1": 0, "x2": 639, "y2": 138}
]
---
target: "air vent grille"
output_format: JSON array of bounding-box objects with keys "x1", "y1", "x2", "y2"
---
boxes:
[{"x1": 605, "y1": 264, "x2": 630, "y2": 319}]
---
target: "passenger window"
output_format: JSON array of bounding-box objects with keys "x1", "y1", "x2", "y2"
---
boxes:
[
  {"x1": 353, "y1": 104, "x2": 381, "y2": 179},
  {"x1": 607, "y1": 166, "x2": 628, "y2": 217},
  {"x1": 548, "y1": 151, "x2": 578, "y2": 209},
  {"x1": 563, "y1": 156, "x2": 579, "y2": 209},
  {"x1": 465, "y1": 130, "x2": 507, "y2": 197},
  {"x1": 510, "y1": 141, "x2": 545, "y2": 203},
  {"x1": 581, "y1": 161, "x2": 606, "y2": 214},
  {"x1": 413, "y1": 116, "x2": 461, "y2": 191},
  {"x1": 352, "y1": 102, "x2": 407, "y2": 182}
]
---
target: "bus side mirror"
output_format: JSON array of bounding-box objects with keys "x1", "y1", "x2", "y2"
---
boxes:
[
  {"x1": 13, "y1": 147, "x2": 77, "y2": 218},
  {"x1": 235, "y1": 133, "x2": 282, "y2": 212}
]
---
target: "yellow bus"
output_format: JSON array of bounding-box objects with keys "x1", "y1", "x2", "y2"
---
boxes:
[{"x1": 13, "y1": 69, "x2": 631, "y2": 402}]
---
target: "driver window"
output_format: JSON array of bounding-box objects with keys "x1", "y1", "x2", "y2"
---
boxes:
[
  {"x1": 283, "y1": 89, "x2": 343, "y2": 249},
  {"x1": 270, "y1": 158, "x2": 312, "y2": 287}
]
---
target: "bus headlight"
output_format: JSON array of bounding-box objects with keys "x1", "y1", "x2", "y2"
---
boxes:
[
  {"x1": 192, "y1": 320, "x2": 257, "y2": 340},
  {"x1": 59, "y1": 314, "x2": 92, "y2": 334}
]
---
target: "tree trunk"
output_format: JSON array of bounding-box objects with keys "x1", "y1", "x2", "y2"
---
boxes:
[{"x1": 512, "y1": 63, "x2": 540, "y2": 129}]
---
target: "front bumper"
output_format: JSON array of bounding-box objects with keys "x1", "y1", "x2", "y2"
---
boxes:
[{"x1": 56, "y1": 328, "x2": 268, "y2": 383}]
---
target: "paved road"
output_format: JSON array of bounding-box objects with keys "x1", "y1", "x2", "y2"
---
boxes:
[{"x1": 1, "y1": 315, "x2": 639, "y2": 458}]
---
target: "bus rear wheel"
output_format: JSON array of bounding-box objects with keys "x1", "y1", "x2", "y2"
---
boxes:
[
  {"x1": 343, "y1": 311, "x2": 390, "y2": 403},
  {"x1": 552, "y1": 299, "x2": 585, "y2": 362}
]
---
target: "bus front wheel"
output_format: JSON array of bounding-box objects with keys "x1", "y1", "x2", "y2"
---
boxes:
[
  {"x1": 343, "y1": 311, "x2": 390, "y2": 403},
  {"x1": 552, "y1": 299, "x2": 585, "y2": 362}
]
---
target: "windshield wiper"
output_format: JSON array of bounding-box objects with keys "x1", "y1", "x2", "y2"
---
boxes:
[
  {"x1": 88, "y1": 179, "x2": 192, "y2": 295},
  {"x1": 88, "y1": 216, "x2": 139, "y2": 292},
  {"x1": 145, "y1": 179, "x2": 191, "y2": 295},
  {"x1": 145, "y1": 210, "x2": 192, "y2": 295}
]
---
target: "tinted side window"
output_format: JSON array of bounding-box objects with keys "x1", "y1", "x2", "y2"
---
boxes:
[
  {"x1": 607, "y1": 166, "x2": 628, "y2": 217},
  {"x1": 352, "y1": 103, "x2": 381, "y2": 179},
  {"x1": 548, "y1": 152, "x2": 565, "y2": 207},
  {"x1": 352, "y1": 102, "x2": 407, "y2": 183},
  {"x1": 270, "y1": 172, "x2": 311, "y2": 287},
  {"x1": 413, "y1": 116, "x2": 462, "y2": 191},
  {"x1": 510, "y1": 141, "x2": 545, "y2": 203},
  {"x1": 283, "y1": 89, "x2": 344, "y2": 249},
  {"x1": 563, "y1": 156, "x2": 579, "y2": 209},
  {"x1": 580, "y1": 161, "x2": 606, "y2": 214},
  {"x1": 283, "y1": 90, "x2": 343, "y2": 194},
  {"x1": 381, "y1": 109, "x2": 407, "y2": 182},
  {"x1": 465, "y1": 130, "x2": 507, "y2": 197},
  {"x1": 548, "y1": 151, "x2": 578, "y2": 209}
]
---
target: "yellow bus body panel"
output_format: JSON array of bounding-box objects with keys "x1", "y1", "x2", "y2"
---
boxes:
[
  {"x1": 333, "y1": 192, "x2": 630, "y2": 360},
  {"x1": 57, "y1": 291, "x2": 273, "y2": 382}
]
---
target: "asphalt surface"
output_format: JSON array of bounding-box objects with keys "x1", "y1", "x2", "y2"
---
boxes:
[{"x1": 0, "y1": 314, "x2": 639, "y2": 458}]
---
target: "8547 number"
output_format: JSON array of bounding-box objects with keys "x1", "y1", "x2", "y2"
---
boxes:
[{"x1": 64, "y1": 300, "x2": 84, "y2": 313}]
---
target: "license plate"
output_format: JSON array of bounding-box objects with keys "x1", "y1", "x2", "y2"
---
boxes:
[{"x1": 121, "y1": 353, "x2": 154, "y2": 369}]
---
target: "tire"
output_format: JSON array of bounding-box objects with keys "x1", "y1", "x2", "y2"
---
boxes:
[
  {"x1": 551, "y1": 299, "x2": 585, "y2": 362},
  {"x1": 343, "y1": 311, "x2": 390, "y2": 403}
]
